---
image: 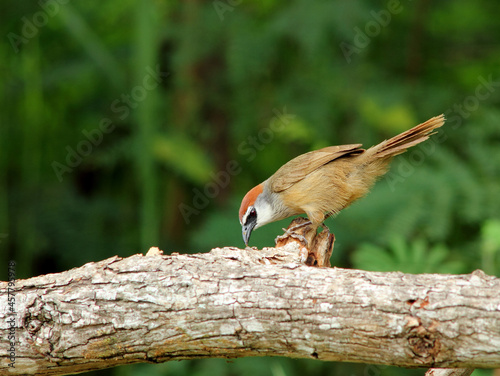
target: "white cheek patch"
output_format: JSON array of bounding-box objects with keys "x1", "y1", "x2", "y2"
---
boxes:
[{"x1": 255, "y1": 201, "x2": 274, "y2": 229}]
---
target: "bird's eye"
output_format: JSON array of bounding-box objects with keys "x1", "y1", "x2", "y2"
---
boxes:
[{"x1": 244, "y1": 207, "x2": 257, "y2": 225}]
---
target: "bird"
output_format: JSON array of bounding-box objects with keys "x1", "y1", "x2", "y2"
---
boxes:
[{"x1": 239, "y1": 114, "x2": 445, "y2": 246}]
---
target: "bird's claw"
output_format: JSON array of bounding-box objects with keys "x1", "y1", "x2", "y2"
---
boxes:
[{"x1": 275, "y1": 228, "x2": 309, "y2": 247}]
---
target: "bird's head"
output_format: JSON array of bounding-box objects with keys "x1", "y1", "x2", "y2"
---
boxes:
[{"x1": 238, "y1": 184, "x2": 275, "y2": 246}]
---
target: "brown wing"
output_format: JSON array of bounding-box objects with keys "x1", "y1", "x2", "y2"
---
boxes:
[{"x1": 270, "y1": 144, "x2": 365, "y2": 193}]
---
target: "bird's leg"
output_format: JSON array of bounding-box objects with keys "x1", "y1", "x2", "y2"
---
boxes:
[
  {"x1": 318, "y1": 212, "x2": 334, "y2": 232},
  {"x1": 284, "y1": 219, "x2": 312, "y2": 233},
  {"x1": 286, "y1": 212, "x2": 333, "y2": 233},
  {"x1": 320, "y1": 221, "x2": 330, "y2": 232}
]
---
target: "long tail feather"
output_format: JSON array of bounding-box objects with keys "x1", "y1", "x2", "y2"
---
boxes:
[{"x1": 368, "y1": 114, "x2": 445, "y2": 159}]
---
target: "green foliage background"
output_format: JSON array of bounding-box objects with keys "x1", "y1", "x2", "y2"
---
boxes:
[{"x1": 2, "y1": 1, "x2": 499, "y2": 375}]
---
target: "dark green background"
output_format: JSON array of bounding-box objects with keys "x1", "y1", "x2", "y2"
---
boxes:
[{"x1": 2, "y1": 1, "x2": 499, "y2": 375}]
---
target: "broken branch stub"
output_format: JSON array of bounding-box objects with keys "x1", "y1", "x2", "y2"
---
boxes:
[{"x1": 275, "y1": 217, "x2": 334, "y2": 267}]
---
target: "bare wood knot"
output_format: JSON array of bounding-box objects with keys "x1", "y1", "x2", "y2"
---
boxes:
[
  {"x1": 23, "y1": 297, "x2": 62, "y2": 359},
  {"x1": 405, "y1": 316, "x2": 442, "y2": 364}
]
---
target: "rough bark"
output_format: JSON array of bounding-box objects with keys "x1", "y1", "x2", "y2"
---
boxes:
[
  {"x1": 425, "y1": 368, "x2": 473, "y2": 376},
  {"x1": 1, "y1": 244, "x2": 499, "y2": 376}
]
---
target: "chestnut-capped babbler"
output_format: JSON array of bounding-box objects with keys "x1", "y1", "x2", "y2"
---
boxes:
[{"x1": 239, "y1": 114, "x2": 445, "y2": 246}]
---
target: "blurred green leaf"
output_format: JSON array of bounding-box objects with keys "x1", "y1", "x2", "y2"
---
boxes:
[
  {"x1": 359, "y1": 97, "x2": 415, "y2": 133},
  {"x1": 352, "y1": 236, "x2": 466, "y2": 275},
  {"x1": 481, "y1": 219, "x2": 500, "y2": 254},
  {"x1": 276, "y1": 115, "x2": 314, "y2": 143},
  {"x1": 153, "y1": 133, "x2": 214, "y2": 185},
  {"x1": 480, "y1": 219, "x2": 500, "y2": 275},
  {"x1": 58, "y1": 3, "x2": 124, "y2": 88}
]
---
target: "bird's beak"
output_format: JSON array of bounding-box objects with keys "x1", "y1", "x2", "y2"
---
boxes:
[{"x1": 242, "y1": 219, "x2": 257, "y2": 246}]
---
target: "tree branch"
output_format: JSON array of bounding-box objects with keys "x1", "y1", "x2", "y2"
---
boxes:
[{"x1": 1, "y1": 244, "x2": 499, "y2": 375}]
